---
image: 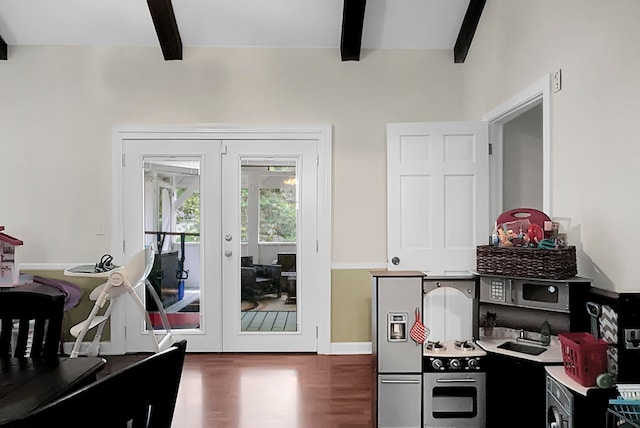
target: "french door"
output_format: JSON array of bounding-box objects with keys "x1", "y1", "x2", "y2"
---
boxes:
[
  {"x1": 221, "y1": 139, "x2": 318, "y2": 351},
  {"x1": 122, "y1": 139, "x2": 221, "y2": 352},
  {"x1": 120, "y1": 137, "x2": 320, "y2": 352}
]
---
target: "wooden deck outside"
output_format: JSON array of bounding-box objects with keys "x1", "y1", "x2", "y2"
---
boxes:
[{"x1": 241, "y1": 311, "x2": 297, "y2": 331}]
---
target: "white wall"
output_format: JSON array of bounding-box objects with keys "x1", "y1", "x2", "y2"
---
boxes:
[
  {"x1": 463, "y1": 0, "x2": 640, "y2": 291},
  {"x1": 0, "y1": 47, "x2": 464, "y2": 266}
]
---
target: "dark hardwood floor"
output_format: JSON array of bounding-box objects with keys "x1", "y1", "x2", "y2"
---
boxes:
[{"x1": 100, "y1": 352, "x2": 374, "y2": 428}]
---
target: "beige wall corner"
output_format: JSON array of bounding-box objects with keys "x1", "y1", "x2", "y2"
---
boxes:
[{"x1": 331, "y1": 269, "x2": 373, "y2": 343}]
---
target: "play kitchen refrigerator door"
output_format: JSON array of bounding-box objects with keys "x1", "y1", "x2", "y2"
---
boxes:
[{"x1": 372, "y1": 273, "x2": 424, "y2": 428}]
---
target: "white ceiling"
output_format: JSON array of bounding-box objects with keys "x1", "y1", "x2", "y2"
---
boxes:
[{"x1": 0, "y1": 0, "x2": 470, "y2": 50}]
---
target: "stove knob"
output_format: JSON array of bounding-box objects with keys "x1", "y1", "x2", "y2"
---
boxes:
[
  {"x1": 467, "y1": 358, "x2": 479, "y2": 369},
  {"x1": 449, "y1": 359, "x2": 461, "y2": 369},
  {"x1": 431, "y1": 359, "x2": 444, "y2": 370}
]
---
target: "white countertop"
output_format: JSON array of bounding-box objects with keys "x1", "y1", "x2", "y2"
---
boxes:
[
  {"x1": 476, "y1": 327, "x2": 563, "y2": 364},
  {"x1": 545, "y1": 365, "x2": 595, "y2": 396}
]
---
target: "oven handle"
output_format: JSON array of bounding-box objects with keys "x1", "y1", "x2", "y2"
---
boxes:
[
  {"x1": 380, "y1": 379, "x2": 422, "y2": 384},
  {"x1": 435, "y1": 378, "x2": 477, "y2": 383}
]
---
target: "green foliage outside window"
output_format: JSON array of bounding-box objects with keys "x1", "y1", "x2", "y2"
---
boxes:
[
  {"x1": 259, "y1": 188, "x2": 296, "y2": 242},
  {"x1": 241, "y1": 188, "x2": 248, "y2": 242},
  {"x1": 172, "y1": 184, "x2": 295, "y2": 244},
  {"x1": 176, "y1": 189, "x2": 200, "y2": 243}
]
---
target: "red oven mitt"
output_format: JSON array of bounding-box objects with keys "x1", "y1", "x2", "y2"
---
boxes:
[{"x1": 410, "y1": 308, "x2": 427, "y2": 345}]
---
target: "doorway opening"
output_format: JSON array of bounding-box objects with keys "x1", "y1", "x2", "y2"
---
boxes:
[{"x1": 483, "y1": 74, "x2": 552, "y2": 221}]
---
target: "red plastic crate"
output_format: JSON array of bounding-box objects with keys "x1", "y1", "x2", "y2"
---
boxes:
[{"x1": 559, "y1": 332, "x2": 609, "y2": 387}]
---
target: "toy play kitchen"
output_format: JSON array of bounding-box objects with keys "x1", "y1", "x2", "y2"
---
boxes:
[
  {"x1": 371, "y1": 208, "x2": 640, "y2": 427},
  {"x1": 371, "y1": 271, "x2": 483, "y2": 428}
]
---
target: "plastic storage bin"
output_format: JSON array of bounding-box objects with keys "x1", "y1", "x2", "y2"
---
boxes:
[
  {"x1": 559, "y1": 332, "x2": 609, "y2": 387},
  {"x1": 608, "y1": 399, "x2": 640, "y2": 427}
]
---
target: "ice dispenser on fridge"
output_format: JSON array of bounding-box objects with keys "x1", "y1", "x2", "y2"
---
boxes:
[{"x1": 388, "y1": 313, "x2": 408, "y2": 342}]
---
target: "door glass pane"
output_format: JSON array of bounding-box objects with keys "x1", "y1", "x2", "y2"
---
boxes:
[
  {"x1": 143, "y1": 158, "x2": 201, "y2": 331},
  {"x1": 240, "y1": 160, "x2": 298, "y2": 332}
]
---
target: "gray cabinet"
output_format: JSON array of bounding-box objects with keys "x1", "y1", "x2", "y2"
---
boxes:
[{"x1": 377, "y1": 374, "x2": 422, "y2": 428}]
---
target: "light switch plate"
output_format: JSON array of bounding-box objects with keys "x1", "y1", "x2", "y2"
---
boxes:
[{"x1": 553, "y1": 69, "x2": 562, "y2": 92}]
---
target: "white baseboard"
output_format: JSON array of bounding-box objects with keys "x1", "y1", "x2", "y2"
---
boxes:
[
  {"x1": 64, "y1": 340, "x2": 372, "y2": 356},
  {"x1": 329, "y1": 341, "x2": 372, "y2": 355}
]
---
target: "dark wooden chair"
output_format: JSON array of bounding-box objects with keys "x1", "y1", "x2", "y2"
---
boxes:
[
  {"x1": 241, "y1": 266, "x2": 259, "y2": 303},
  {"x1": 6, "y1": 340, "x2": 188, "y2": 428},
  {"x1": 0, "y1": 287, "x2": 65, "y2": 360}
]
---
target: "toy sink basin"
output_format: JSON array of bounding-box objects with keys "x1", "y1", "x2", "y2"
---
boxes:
[{"x1": 497, "y1": 341, "x2": 547, "y2": 356}]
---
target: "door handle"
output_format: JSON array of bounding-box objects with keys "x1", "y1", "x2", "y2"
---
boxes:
[
  {"x1": 225, "y1": 250, "x2": 232, "y2": 257},
  {"x1": 380, "y1": 379, "x2": 421, "y2": 384},
  {"x1": 435, "y1": 378, "x2": 476, "y2": 383}
]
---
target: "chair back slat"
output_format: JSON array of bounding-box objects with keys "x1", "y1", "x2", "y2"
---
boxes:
[
  {"x1": 14, "y1": 319, "x2": 30, "y2": 358},
  {"x1": 30, "y1": 318, "x2": 47, "y2": 357},
  {"x1": 0, "y1": 318, "x2": 12, "y2": 357}
]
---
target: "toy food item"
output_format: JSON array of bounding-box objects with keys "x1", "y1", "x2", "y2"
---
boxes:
[{"x1": 527, "y1": 223, "x2": 544, "y2": 244}]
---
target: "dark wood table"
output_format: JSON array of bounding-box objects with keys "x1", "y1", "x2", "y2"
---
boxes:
[{"x1": 0, "y1": 356, "x2": 105, "y2": 425}]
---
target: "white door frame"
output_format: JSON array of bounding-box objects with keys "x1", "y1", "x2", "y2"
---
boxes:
[
  {"x1": 111, "y1": 124, "x2": 332, "y2": 354},
  {"x1": 483, "y1": 74, "x2": 552, "y2": 221}
]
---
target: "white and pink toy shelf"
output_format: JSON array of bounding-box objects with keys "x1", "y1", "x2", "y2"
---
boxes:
[{"x1": 0, "y1": 226, "x2": 23, "y2": 286}]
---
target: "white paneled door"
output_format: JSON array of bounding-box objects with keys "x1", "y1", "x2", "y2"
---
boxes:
[{"x1": 387, "y1": 122, "x2": 490, "y2": 275}]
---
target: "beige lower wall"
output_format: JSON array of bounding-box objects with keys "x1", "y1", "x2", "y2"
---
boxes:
[
  {"x1": 26, "y1": 267, "x2": 373, "y2": 345},
  {"x1": 331, "y1": 269, "x2": 373, "y2": 343}
]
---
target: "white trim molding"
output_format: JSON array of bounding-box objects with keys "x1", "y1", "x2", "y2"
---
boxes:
[
  {"x1": 20, "y1": 263, "x2": 92, "y2": 271},
  {"x1": 483, "y1": 74, "x2": 552, "y2": 218}
]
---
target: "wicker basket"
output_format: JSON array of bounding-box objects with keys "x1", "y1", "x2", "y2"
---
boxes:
[{"x1": 476, "y1": 245, "x2": 577, "y2": 280}]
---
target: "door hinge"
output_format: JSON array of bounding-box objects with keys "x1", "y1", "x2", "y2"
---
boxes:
[
  {"x1": 489, "y1": 143, "x2": 493, "y2": 155},
  {"x1": 122, "y1": 153, "x2": 126, "y2": 166}
]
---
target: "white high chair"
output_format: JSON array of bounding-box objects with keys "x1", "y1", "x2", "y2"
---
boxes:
[{"x1": 69, "y1": 243, "x2": 175, "y2": 358}]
